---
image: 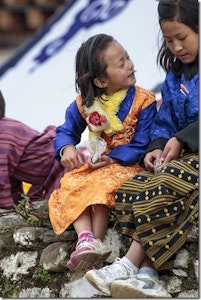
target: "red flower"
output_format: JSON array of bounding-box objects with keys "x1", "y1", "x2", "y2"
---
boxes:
[{"x1": 89, "y1": 111, "x2": 103, "y2": 126}]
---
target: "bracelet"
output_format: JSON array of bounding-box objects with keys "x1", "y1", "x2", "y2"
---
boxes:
[{"x1": 59, "y1": 145, "x2": 75, "y2": 158}]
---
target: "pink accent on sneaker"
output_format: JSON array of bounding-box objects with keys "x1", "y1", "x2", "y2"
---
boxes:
[
  {"x1": 78, "y1": 231, "x2": 95, "y2": 241},
  {"x1": 67, "y1": 238, "x2": 111, "y2": 272}
]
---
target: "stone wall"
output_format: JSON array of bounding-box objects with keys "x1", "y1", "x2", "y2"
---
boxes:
[{"x1": 0, "y1": 199, "x2": 199, "y2": 298}]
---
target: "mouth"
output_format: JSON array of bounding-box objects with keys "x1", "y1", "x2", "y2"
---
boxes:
[
  {"x1": 128, "y1": 72, "x2": 135, "y2": 79},
  {"x1": 177, "y1": 53, "x2": 189, "y2": 60}
]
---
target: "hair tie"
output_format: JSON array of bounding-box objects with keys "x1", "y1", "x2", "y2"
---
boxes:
[{"x1": 88, "y1": 34, "x2": 105, "y2": 76}]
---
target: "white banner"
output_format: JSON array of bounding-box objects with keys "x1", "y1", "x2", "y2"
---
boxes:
[{"x1": 0, "y1": 0, "x2": 164, "y2": 132}]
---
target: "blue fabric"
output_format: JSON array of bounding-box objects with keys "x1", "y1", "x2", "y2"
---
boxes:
[
  {"x1": 150, "y1": 71, "x2": 199, "y2": 140},
  {"x1": 108, "y1": 102, "x2": 156, "y2": 165},
  {"x1": 54, "y1": 86, "x2": 157, "y2": 164},
  {"x1": 54, "y1": 101, "x2": 87, "y2": 160}
]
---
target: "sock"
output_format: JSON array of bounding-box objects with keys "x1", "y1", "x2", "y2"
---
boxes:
[
  {"x1": 78, "y1": 231, "x2": 95, "y2": 241},
  {"x1": 139, "y1": 267, "x2": 159, "y2": 280},
  {"x1": 121, "y1": 256, "x2": 139, "y2": 273}
]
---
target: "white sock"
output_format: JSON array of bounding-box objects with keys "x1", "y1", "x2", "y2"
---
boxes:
[{"x1": 121, "y1": 256, "x2": 139, "y2": 273}]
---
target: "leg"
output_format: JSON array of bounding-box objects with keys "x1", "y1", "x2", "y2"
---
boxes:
[
  {"x1": 126, "y1": 240, "x2": 156, "y2": 269},
  {"x1": 73, "y1": 204, "x2": 109, "y2": 240},
  {"x1": 91, "y1": 204, "x2": 109, "y2": 240},
  {"x1": 73, "y1": 206, "x2": 93, "y2": 235},
  {"x1": 125, "y1": 240, "x2": 147, "y2": 268},
  {"x1": 67, "y1": 205, "x2": 111, "y2": 272}
]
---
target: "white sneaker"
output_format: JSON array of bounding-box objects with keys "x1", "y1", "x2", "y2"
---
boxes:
[
  {"x1": 111, "y1": 273, "x2": 172, "y2": 298},
  {"x1": 85, "y1": 257, "x2": 138, "y2": 296}
]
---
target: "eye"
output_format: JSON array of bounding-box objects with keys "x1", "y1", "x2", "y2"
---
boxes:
[
  {"x1": 165, "y1": 38, "x2": 172, "y2": 44},
  {"x1": 118, "y1": 59, "x2": 125, "y2": 68},
  {"x1": 179, "y1": 36, "x2": 186, "y2": 41}
]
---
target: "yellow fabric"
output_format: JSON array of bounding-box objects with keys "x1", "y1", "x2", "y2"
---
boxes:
[
  {"x1": 22, "y1": 182, "x2": 32, "y2": 194},
  {"x1": 84, "y1": 88, "x2": 127, "y2": 139},
  {"x1": 98, "y1": 88, "x2": 127, "y2": 135},
  {"x1": 49, "y1": 85, "x2": 155, "y2": 235}
]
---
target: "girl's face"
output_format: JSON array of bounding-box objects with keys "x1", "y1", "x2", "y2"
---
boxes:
[
  {"x1": 102, "y1": 41, "x2": 136, "y2": 95},
  {"x1": 161, "y1": 20, "x2": 198, "y2": 64}
]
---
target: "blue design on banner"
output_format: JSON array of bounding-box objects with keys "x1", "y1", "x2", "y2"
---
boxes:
[
  {"x1": 29, "y1": 0, "x2": 130, "y2": 72},
  {"x1": 0, "y1": 0, "x2": 160, "y2": 77}
]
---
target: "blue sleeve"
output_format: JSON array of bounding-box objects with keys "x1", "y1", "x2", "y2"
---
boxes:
[
  {"x1": 150, "y1": 71, "x2": 199, "y2": 141},
  {"x1": 150, "y1": 99, "x2": 177, "y2": 140},
  {"x1": 108, "y1": 102, "x2": 157, "y2": 165},
  {"x1": 54, "y1": 101, "x2": 87, "y2": 160}
]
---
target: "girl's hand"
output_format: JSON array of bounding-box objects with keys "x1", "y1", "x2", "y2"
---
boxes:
[
  {"x1": 161, "y1": 137, "x2": 183, "y2": 164},
  {"x1": 88, "y1": 155, "x2": 118, "y2": 170},
  {"x1": 144, "y1": 149, "x2": 163, "y2": 172},
  {"x1": 61, "y1": 145, "x2": 85, "y2": 170}
]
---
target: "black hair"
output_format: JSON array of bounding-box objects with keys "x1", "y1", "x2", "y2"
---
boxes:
[
  {"x1": 75, "y1": 34, "x2": 115, "y2": 107},
  {"x1": 0, "y1": 90, "x2": 5, "y2": 119},
  {"x1": 157, "y1": 0, "x2": 198, "y2": 79}
]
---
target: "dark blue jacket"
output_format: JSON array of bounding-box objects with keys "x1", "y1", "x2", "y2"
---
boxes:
[
  {"x1": 54, "y1": 86, "x2": 157, "y2": 165},
  {"x1": 146, "y1": 71, "x2": 198, "y2": 152}
]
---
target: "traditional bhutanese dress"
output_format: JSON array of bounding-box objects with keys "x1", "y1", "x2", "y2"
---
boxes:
[
  {"x1": 115, "y1": 154, "x2": 198, "y2": 270},
  {"x1": 48, "y1": 85, "x2": 156, "y2": 235},
  {"x1": 115, "y1": 71, "x2": 199, "y2": 271}
]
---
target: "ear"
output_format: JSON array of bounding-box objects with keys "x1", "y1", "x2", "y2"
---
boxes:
[{"x1": 94, "y1": 77, "x2": 108, "y2": 88}]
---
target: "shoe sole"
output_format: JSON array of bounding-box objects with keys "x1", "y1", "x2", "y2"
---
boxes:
[
  {"x1": 67, "y1": 249, "x2": 112, "y2": 272},
  {"x1": 111, "y1": 283, "x2": 151, "y2": 298},
  {"x1": 111, "y1": 281, "x2": 172, "y2": 298},
  {"x1": 85, "y1": 270, "x2": 111, "y2": 296}
]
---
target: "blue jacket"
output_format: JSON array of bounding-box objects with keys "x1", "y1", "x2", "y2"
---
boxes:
[
  {"x1": 150, "y1": 71, "x2": 198, "y2": 140},
  {"x1": 54, "y1": 86, "x2": 157, "y2": 165}
]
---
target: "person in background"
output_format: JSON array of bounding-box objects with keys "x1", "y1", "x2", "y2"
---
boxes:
[
  {"x1": 85, "y1": 0, "x2": 198, "y2": 298},
  {"x1": 0, "y1": 90, "x2": 69, "y2": 209},
  {"x1": 48, "y1": 33, "x2": 157, "y2": 272}
]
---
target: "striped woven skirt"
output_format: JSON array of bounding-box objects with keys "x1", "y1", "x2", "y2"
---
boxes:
[{"x1": 115, "y1": 153, "x2": 199, "y2": 270}]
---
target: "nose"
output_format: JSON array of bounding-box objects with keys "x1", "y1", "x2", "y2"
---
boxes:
[
  {"x1": 127, "y1": 60, "x2": 133, "y2": 70},
  {"x1": 172, "y1": 40, "x2": 183, "y2": 53}
]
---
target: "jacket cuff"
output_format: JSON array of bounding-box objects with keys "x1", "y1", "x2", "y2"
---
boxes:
[
  {"x1": 174, "y1": 121, "x2": 198, "y2": 152},
  {"x1": 145, "y1": 137, "x2": 168, "y2": 152},
  {"x1": 139, "y1": 137, "x2": 168, "y2": 166}
]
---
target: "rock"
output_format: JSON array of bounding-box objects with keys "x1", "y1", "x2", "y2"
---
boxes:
[{"x1": 0, "y1": 200, "x2": 198, "y2": 298}]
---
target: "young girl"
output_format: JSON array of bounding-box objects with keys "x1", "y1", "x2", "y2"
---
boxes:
[
  {"x1": 85, "y1": 0, "x2": 198, "y2": 297},
  {"x1": 48, "y1": 34, "x2": 157, "y2": 272}
]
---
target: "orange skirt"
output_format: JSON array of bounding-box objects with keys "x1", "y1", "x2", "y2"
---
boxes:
[{"x1": 48, "y1": 162, "x2": 143, "y2": 234}]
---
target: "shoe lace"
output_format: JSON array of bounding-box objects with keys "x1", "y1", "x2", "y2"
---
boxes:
[
  {"x1": 100, "y1": 257, "x2": 134, "y2": 278},
  {"x1": 76, "y1": 237, "x2": 104, "y2": 251},
  {"x1": 76, "y1": 238, "x2": 92, "y2": 250}
]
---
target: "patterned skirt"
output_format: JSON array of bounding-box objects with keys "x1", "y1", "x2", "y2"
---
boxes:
[
  {"x1": 115, "y1": 153, "x2": 199, "y2": 270},
  {"x1": 48, "y1": 162, "x2": 143, "y2": 235}
]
